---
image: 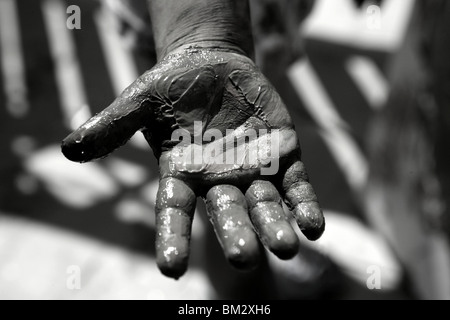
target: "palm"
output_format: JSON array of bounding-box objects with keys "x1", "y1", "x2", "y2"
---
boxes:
[{"x1": 62, "y1": 47, "x2": 324, "y2": 279}]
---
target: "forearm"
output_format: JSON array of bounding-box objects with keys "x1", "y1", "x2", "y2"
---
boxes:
[{"x1": 147, "y1": 0, "x2": 254, "y2": 60}]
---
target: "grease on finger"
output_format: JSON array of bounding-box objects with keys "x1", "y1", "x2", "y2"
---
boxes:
[
  {"x1": 246, "y1": 180, "x2": 299, "y2": 259},
  {"x1": 155, "y1": 177, "x2": 197, "y2": 279},
  {"x1": 206, "y1": 185, "x2": 260, "y2": 271},
  {"x1": 283, "y1": 161, "x2": 325, "y2": 241}
]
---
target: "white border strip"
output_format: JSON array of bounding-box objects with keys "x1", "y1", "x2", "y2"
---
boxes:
[
  {"x1": 94, "y1": 5, "x2": 139, "y2": 97},
  {"x1": 42, "y1": 0, "x2": 91, "y2": 130},
  {"x1": 0, "y1": 0, "x2": 29, "y2": 118},
  {"x1": 346, "y1": 55, "x2": 389, "y2": 110},
  {"x1": 94, "y1": 4, "x2": 148, "y2": 150},
  {"x1": 288, "y1": 59, "x2": 368, "y2": 191}
]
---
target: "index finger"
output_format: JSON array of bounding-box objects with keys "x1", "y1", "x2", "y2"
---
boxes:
[{"x1": 155, "y1": 177, "x2": 197, "y2": 279}]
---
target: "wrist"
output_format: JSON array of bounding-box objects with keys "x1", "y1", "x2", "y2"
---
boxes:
[
  {"x1": 160, "y1": 41, "x2": 249, "y2": 60},
  {"x1": 148, "y1": 0, "x2": 255, "y2": 61}
]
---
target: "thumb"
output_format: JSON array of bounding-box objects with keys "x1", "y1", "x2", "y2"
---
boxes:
[{"x1": 61, "y1": 81, "x2": 153, "y2": 163}]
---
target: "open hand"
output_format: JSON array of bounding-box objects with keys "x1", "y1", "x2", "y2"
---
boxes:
[{"x1": 61, "y1": 47, "x2": 325, "y2": 279}]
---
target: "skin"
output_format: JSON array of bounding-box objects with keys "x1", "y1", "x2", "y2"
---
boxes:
[{"x1": 61, "y1": 0, "x2": 325, "y2": 280}]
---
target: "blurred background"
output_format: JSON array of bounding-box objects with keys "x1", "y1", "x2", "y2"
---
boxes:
[{"x1": 0, "y1": 0, "x2": 449, "y2": 300}]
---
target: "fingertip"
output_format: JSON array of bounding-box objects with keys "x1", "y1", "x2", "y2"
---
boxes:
[
  {"x1": 302, "y1": 223, "x2": 325, "y2": 241},
  {"x1": 265, "y1": 225, "x2": 299, "y2": 260},
  {"x1": 61, "y1": 133, "x2": 89, "y2": 163},
  {"x1": 156, "y1": 249, "x2": 189, "y2": 280},
  {"x1": 224, "y1": 236, "x2": 261, "y2": 271},
  {"x1": 294, "y1": 202, "x2": 325, "y2": 241},
  {"x1": 249, "y1": 204, "x2": 300, "y2": 260}
]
